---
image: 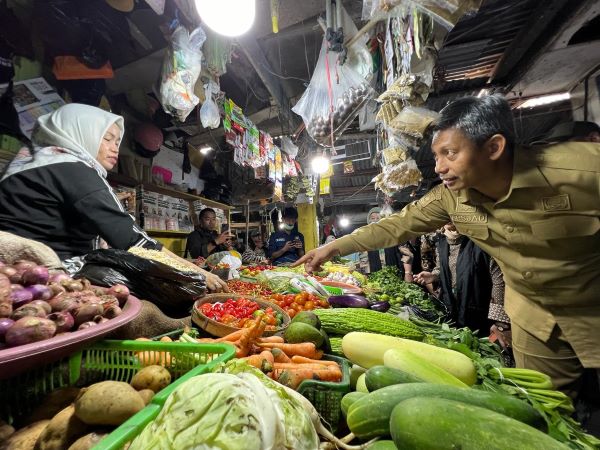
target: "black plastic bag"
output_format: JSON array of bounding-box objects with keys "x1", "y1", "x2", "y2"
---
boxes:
[{"x1": 75, "y1": 249, "x2": 206, "y2": 316}]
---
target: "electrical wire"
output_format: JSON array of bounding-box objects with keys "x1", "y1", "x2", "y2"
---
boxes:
[{"x1": 330, "y1": 179, "x2": 375, "y2": 207}]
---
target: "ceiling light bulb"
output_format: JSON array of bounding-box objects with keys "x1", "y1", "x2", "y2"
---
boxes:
[
  {"x1": 339, "y1": 217, "x2": 350, "y2": 228},
  {"x1": 195, "y1": 0, "x2": 256, "y2": 37},
  {"x1": 311, "y1": 155, "x2": 330, "y2": 174},
  {"x1": 517, "y1": 92, "x2": 570, "y2": 109},
  {"x1": 200, "y1": 146, "x2": 213, "y2": 155}
]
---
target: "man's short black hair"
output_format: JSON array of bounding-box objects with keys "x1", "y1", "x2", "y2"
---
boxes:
[
  {"x1": 433, "y1": 95, "x2": 516, "y2": 152},
  {"x1": 199, "y1": 208, "x2": 216, "y2": 220},
  {"x1": 282, "y1": 207, "x2": 298, "y2": 219}
]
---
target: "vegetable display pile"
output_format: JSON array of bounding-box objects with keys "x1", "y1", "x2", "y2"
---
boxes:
[
  {"x1": 263, "y1": 292, "x2": 330, "y2": 318},
  {"x1": 240, "y1": 265, "x2": 274, "y2": 278},
  {"x1": 226, "y1": 280, "x2": 273, "y2": 297},
  {"x1": 198, "y1": 297, "x2": 285, "y2": 330},
  {"x1": 0, "y1": 261, "x2": 128, "y2": 348}
]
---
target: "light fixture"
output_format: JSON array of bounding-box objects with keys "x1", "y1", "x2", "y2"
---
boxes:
[
  {"x1": 517, "y1": 92, "x2": 570, "y2": 109},
  {"x1": 195, "y1": 0, "x2": 256, "y2": 37},
  {"x1": 200, "y1": 146, "x2": 213, "y2": 155},
  {"x1": 311, "y1": 155, "x2": 330, "y2": 175},
  {"x1": 339, "y1": 217, "x2": 350, "y2": 228}
]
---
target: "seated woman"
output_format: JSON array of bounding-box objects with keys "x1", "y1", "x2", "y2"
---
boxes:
[
  {"x1": 242, "y1": 230, "x2": 269, "y2": 265},
  {"x1": 0, "y1": 104, "x2": 227, "y2": 292}
]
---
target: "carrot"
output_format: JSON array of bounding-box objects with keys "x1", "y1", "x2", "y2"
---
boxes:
[
  {"x1": 277, "y1": 367, "x2": 342, "y2": 389},
  {"x1": 291, "y1": 355, "x2": 338, "y2": 366},
  {"x1": 273, "y1": 362, "x2": 331, "y2": 370},
  {"x1": 216, "y1": 329, "x2": 245, "y2": 342},
  {"x1": 271, "y1": 348, "x2": 292, "y2": 363},
  {"x1": 243, "y1": 352, "x2": 274, "y2": 372},
  {"x1": 261, "y1": 350, "x2": 275, "y2": 366},
  {"x1": 258, "y1": 335, "x2": 285, "y2": 343},
  {"x1": 256, "y1": 342, "x2": 318, "y2": 358},
  {"x1": 196, "y1": 338, "x2": 217, "y2": 343}
]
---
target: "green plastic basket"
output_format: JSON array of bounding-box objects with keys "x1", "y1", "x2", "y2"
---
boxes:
[
  {"x1": 0, "y1": 339, "x2": 235, "y2": 448},
  {"x1": 296, "y1": 354, "x2": 351, "y2": 433},
  {"x1": 323, "y1": 285, "x2": 343, "y2": 295}
]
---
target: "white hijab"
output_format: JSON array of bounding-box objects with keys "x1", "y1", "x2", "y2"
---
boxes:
[{"x1": 1, "y1": 103, "x2": 124, "y2": 181}]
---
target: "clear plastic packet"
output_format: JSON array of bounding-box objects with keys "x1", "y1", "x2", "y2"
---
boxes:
[
  {"x1": 374, "y1": 159, "x2": 422, "y2": 195},
  {"x1": 200, "y1": 80, "x2": 221, "y2": 129},
  {"x1": 389, "y1": 106, "x2": 439, "y2": 138},
  {"x1": 292, "y1": 39, "x2": 373, "y2": 147},
  {"x1": 158, "y1": 25, "x2": 206, "y2": 122}
]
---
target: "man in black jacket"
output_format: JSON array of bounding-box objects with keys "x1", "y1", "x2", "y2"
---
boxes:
[{"x1": 185, "y1": 208, "x2": 233, "y2": 259}]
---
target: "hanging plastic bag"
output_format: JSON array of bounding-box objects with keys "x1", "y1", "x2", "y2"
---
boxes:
[
  {"x1": 75, "y1": 249, "x2": 206, "y2": 316},
  {"x1": 374, "y1": 159, "x2": 422, "y2": 195},
  {"x1": 292, "y1": 39, "x2": 373, "y2": 147},
  {"x1": 158, "y1": 25, "x2": 206, "y2": 122},
  {"x1": 200, "y1": 80, "x2": 220, "y2": 129},
  {"x1": 389, "y1": 106, "x2": 439, "y2": 138},
  {"x1": 280, "y1": 136, "x2": 298, "y2": 159}
]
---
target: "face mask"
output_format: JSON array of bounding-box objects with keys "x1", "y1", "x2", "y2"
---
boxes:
[{"x1": 283, "y1": 223, "x2": 295, "y2": 231}]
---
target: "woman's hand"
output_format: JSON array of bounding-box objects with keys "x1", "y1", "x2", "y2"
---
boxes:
[
  {"x1": 414, "y1": 271, "x2": 437, "y2": 285},
  {"x1": 200, "y1": 269, "x2": 229, "y2": 292}
]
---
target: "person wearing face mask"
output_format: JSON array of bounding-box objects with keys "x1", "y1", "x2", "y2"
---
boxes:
[
  {"x1": 0, "y1": 103, "x2": 228, "y2": 292},
  {"x1": 268, "y1": 207, "x2": 304, "y2": 266},
  {"x1": 414, "y1": 223, "x2": 509, "y2": 338}
]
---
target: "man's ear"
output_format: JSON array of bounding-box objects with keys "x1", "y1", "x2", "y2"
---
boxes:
[{"x1": 485, "y1": 134, "x2": 507, "y2": 161}]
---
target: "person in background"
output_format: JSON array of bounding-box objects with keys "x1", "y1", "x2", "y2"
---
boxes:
[
  {"x1": 294, "y1": 94, "x2": 600, "y2": 407},
  {"x1": 268, "y1": 207, "x2": 304, "y2": 266},
  {"x1": 0, "y1": 103, "x2": 227, "y2": 292},
  {"x1": 185, "y1": 208, "x2": 233, "y2": 260},
  {"x1": 414, "y1": 222, "x2": 510, "y2": 338},
  {"x1": 242, "y1": 230, "x2": 270, "y2": 265}
]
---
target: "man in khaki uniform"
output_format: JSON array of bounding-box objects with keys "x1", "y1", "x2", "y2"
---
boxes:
[{"x1": 295, "y1": 95, "x2": 600, "y2": 401}]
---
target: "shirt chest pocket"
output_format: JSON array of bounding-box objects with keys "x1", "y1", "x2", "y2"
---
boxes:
[
  {"x1": 453, "y1": 224, "x2": 489, "y2": 241},
  {"x1": 530, "y1": 216, "x2": 600, "y2": 240}
]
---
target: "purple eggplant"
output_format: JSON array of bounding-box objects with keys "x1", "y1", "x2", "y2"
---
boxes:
[
  {"x1": 327, "y1": 295, "x2": 369, "y2": 308},
  {"x1": 370, "y1": 301, "x2": 391, "y2": 312}
]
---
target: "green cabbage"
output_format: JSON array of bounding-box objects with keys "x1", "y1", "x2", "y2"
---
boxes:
[{"x1": 129, "y1": 361, "x2": 319, "y2": 450}]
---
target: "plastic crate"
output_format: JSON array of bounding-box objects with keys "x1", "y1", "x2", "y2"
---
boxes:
[
  {"x1": 296, "y1": 354, "x2": 351, "y2": 433},
  {"x1": 0, "y1": 339, "x2": 235, "y2": 448}
]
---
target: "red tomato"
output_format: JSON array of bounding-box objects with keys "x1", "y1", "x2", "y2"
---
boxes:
[{"x1": 304, "y1": 300, "x2": 315, "y2": 310}]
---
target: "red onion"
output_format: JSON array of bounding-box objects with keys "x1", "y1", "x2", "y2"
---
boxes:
[
  {"x1": 78, "y1": 321, "x2": 97, "y2": 330},
  {"x1": 49, "y1": 295, "x2": 83, "y2": 314},
  {"x1": 25, "y1": 284, "x2": 53, "y2": 301},
  {"x1": 48, "y1": 283, "x2": 66, "y2": 297},
  {"x1": 11, "y1": 303, "x2": 47, "y2": 320},
  {"x1": 10, "y1": 289, "x2": 33, "y2": 308},
  {"x1": 21, "y1": 266, "x2": 49, "y2": 286},
  {"x1": 73, "y1": 303, "x2": 104, "y2": 326},
  {"x1": 61, "y1": 280, "x2": 84, "y2": 292},
  {"x1": 103, "y1": 305, "x2": 122, "y2": 319},
  {"x1": 0, "y1": 317, "x2": 14, "y2": 340},
  {"x1": 10, "y1": 284, "x2": 23, "y2": 292},
  {"x1": 5, "y1": 316, "x2": 56, "y2": 346},
  {"x1": 107, "y1": 284, "x2": 130, "y2": 306},
  {"x1": 47, "y1": 311, "x2": 75, "y2": 333},
  {"x1": 98, "y1": 295, "x2": 119, "y2": 311},
  {"x1": 0, "y1": 273, "x2": 10, "y2": 298},
  {"x1": 48, "y1": 272, "x2": 71, "y2": 284},
  {"x1": 0, "y1": 266, "x2": 21, "y2": 284},
  {"x1": 30, "y1": 300, "x2": 52, "y2": 315},
  {"x1": 0, "y1": 299, "x2": 12, "y2": 318}
]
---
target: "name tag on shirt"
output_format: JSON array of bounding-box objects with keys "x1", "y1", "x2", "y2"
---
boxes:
[
  {"x1": 542, "y1": 194, "x2": 571, "y2": 212},
  {"x1": 451, "y1": 213, "x2": 488, "y2": 223}
]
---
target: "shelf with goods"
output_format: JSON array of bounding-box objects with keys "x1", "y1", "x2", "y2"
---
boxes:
[{"x1": 107, "y1": 173, "x2": 232, "y2": 255}]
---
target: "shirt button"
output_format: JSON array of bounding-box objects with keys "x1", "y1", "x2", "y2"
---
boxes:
[
  {"x1": 523, "y1": 271, "x2": 533, "y2": 280},
  {"x1": 506, "y1": 226, "x2": 515, "y2": 233}
]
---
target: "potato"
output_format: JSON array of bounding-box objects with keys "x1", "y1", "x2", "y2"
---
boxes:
[
  {"x1": 34, "y1": 405, "x2": 89, "y2": 450},
  {"x1": 74, "y1": 381, "x2": 145, "y2": 426},
  {"x1": 0, "y1": 420, "x2": 49, "y2": 450},
  {"x1": 137, "y1": 389, "x2": 155, "y2": 405},
  {"x1": 130, "y1": 366, "x2": 171, "y2": 393},
  {"x1": 24, "y1": 387, "x2": 81, "y2": 425},
  {"x1": 0, "y1": 420, "x2": 15, "y2": 441},
  {"x1": 67, "y1": 431, "x2": 109, "y2": 450}
]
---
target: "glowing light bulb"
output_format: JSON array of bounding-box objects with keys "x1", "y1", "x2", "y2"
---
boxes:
[{"x1": 195, "y1": 0, "x2": 256, "y2": 37}]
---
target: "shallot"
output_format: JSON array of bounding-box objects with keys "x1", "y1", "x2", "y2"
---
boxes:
[
  {"x1": 10, "y1": 289, "x2": 33, "y2": 308},
  {"x1": 25, "y1": 284, "x2": 52, "y2": 301},
  {"x1": 21, "y1": 266, "x2": 49, "y2": 286},
  {"x1": 5, "y1": 317, "x2": 56, "y2": 346},
  {"x1": 11, "y1": 303, "x2": 47, "y2": 320},
  {"x1": 47, "y1": 311, "x2": 75, "y2": 333},
  {"x1": 0, "y1": 318, "x2": 14, "y2": 340}
]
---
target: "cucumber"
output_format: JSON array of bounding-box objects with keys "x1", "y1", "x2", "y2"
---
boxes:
[
  {"x1": 346, "y1": 383, "x2": 545, "y2": 439},
  {"x1": 367, "y1": 441, "x2": 397, "y2": 449},
  {"x1": 390, "y1": 397, "x2": 568, "y2": 450},
  {"x1": 341, "y1": 392, "x2": 367, "y2": 418},
  {"x1": 350, "y1": 365, "x2": 367, "y2": 389},
  {"x1": 356, "y1": 373, "x2": 369, "y2": 393},
  {"x1": 365, "y1": 365, "x2": 423, "y2": 391}
]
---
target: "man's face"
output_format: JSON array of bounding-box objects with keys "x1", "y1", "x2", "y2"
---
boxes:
[
  {"x1": 200, "y1": 212, "x2": 217, "y2": 230},
  {"x1": 432, "y1": 128, "x2": 493, "y2": 192}
]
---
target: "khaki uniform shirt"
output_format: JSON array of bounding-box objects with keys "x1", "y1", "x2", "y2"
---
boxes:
[{"x1": 333, "y1": 142, "x2": 600, "y2": 367}]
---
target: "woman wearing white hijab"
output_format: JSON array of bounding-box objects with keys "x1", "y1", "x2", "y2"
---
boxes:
[{"x1": 0, "y1": 104, "x2": 227, "y2": 291}]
